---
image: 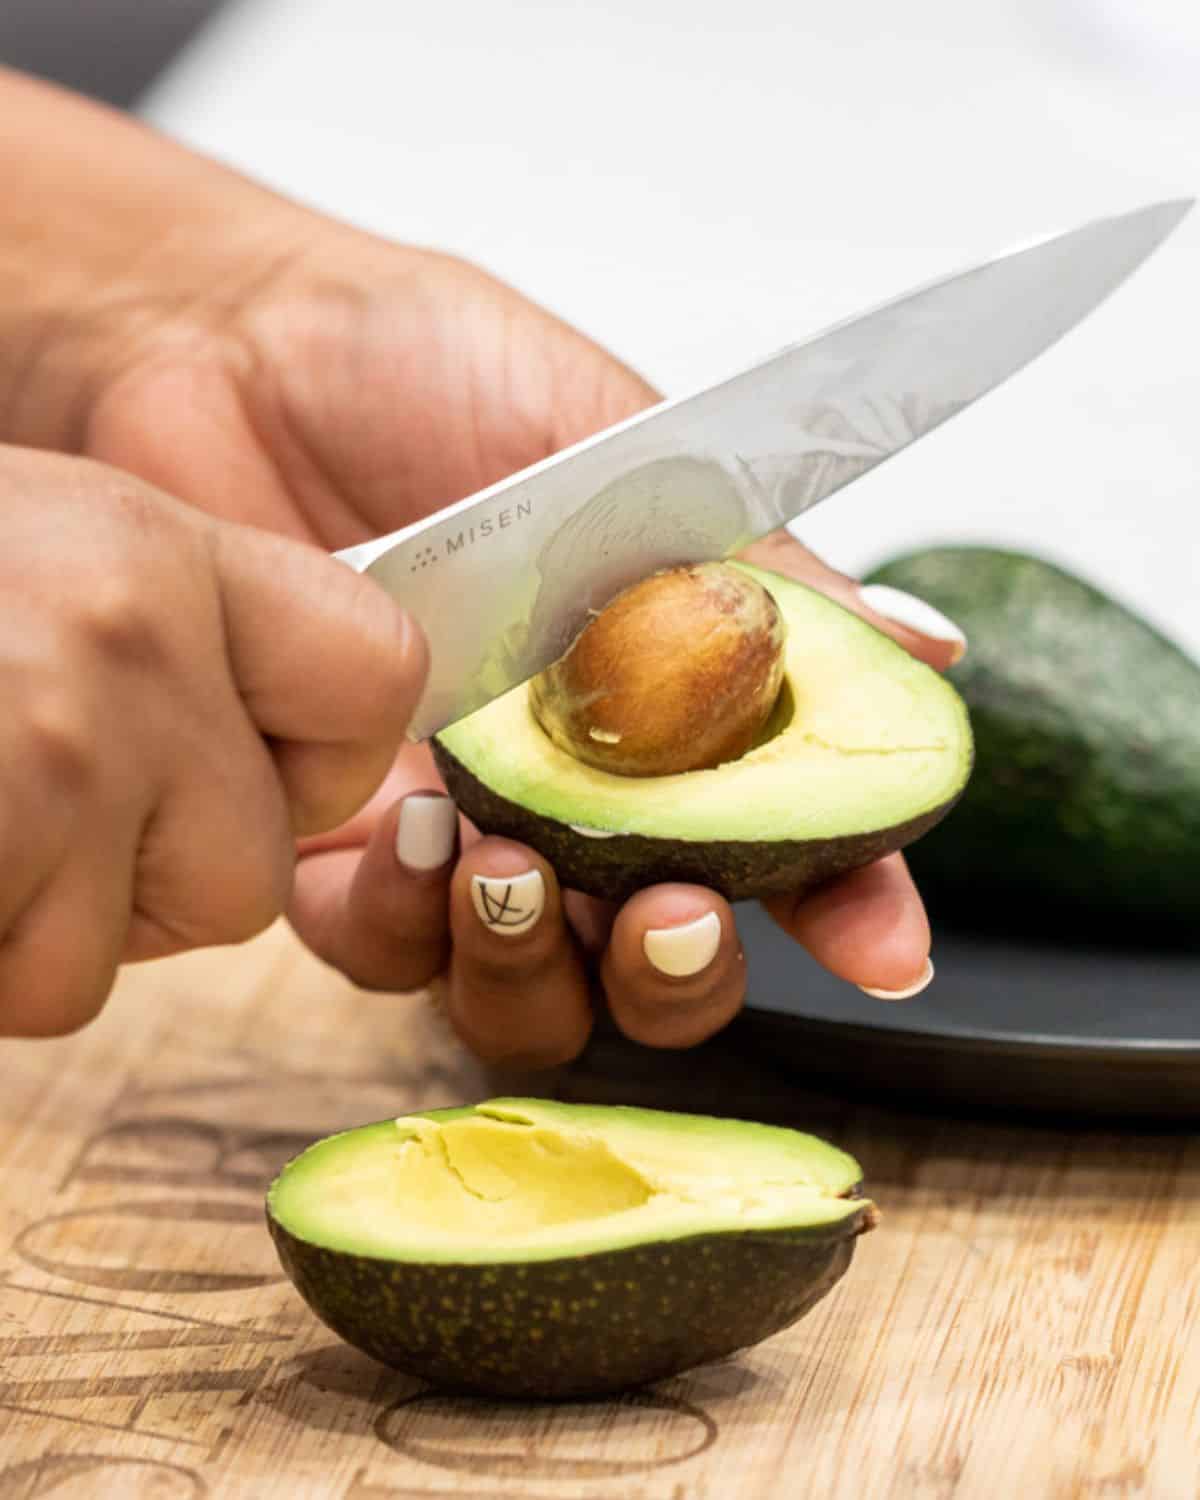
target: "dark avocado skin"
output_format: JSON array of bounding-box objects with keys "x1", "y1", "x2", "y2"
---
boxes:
[
  {"x1": 866, "y1": 547, "x2": 1200, "y2": 941},
  {"x1": 267, "y1": 1208, "x2": 869, "y2": 1400},
  {"x1": 432, "y1": 739, "x2": 958, "y2": 903}
]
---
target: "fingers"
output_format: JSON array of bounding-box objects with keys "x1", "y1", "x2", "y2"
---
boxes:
[
  {"x1": 738, "y1": 532, "x2": 945, "y2": 997},
  {"x1": 445, "y1": 839, "x2": 593, "y2": 1069},
  {"x1": 289, "y1": 789, "x2": 458, "y2": 992},
  {"x1": 121, "y1": 668, "x2": 297, "y2": 960},
  {"x1": 297, "y1": 740, "x2": 445, "y2": 854},
  {"x1": 0, "y1": 893, "x2": 122, "y2": 1039},
  {"x1": 0, "y1": 452, "x2": 428, "y2": 1037},
  {"x1": 0, "y1": 806, "x2": 138, "y2": 1038},
  {"x1": 209, "y1": 520, "x2": 429, "y2": 835},
  {"x1": 738, "y1": 529, "x2": 967, "y2": 671},
  {"x1": 292, "y1": 797, "x2": 598, "y2": 1071},
  {"x1": 764, "y1": 853, "x2": 933, "y2": 998},
  {"x1": 600, "y1": 885, "x2": 745, "y2": 1049}
]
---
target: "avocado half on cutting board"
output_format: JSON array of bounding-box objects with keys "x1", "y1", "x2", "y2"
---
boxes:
[
  {"x1": 267, "y1": 1099, "x2": 875, "y2": 1399},
  {"x1": 433, "y1": 561, "x2": 974, "y2": 902}
]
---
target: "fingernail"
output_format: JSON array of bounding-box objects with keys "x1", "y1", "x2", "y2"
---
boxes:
[
  {"x1": 395, "y1": 794, "x2": 458, "y2": 871},
  {"x1": 859, "y1": 957, "x2": 935, "y2": 1000},
  {"x1": 471, "y1": 869, "x2": 544, "y2": 936},
  {"x1": 858, "y1": 585, "x2": 967, "y2": 659},
  {"x1": 643, "y1": 911, "x2": 722, "y2": 978}
]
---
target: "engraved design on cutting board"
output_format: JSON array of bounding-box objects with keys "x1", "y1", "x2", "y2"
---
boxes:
[
  {"x1": 375, "y1": 1389, "x2": 719, "y2": 1476},
  {"x1": 0, "y1": 1455, "x2": 207, "y2": 1499},
  {"x1": 1, "y1": 1049, "x2": 726, "y2": 1488}
]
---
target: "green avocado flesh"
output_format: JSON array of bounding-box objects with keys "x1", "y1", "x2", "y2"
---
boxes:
[
  {"x1": 866, "y1": 547, "x2": 1200, "y2": 939},
  {"x1": 267, "y1": 1098, "x2": 873, "y2": 1399},
  {"x1": 433, "y1": 562, "x2": 973, "y2": 902}
]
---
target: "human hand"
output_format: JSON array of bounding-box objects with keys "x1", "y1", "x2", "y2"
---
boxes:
[
  {"x1": 286, "y1": 536, "x2": 964, "y2": 1070},
  {"x1": 1, "y1": 74, "x2": 966, "y2": 1058},
  {"x1": 0, "y1": 445, "x2": 425, "y2": 1036}
]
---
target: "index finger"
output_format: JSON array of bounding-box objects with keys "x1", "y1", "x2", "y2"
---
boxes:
[
  {"x1": 764, "y1": 853, "x2": 933, "y2": 999},
  {"x1": 739, "y1": 529, "x2": 966, "y2": 672}
]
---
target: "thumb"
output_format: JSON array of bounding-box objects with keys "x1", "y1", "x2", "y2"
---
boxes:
[{"x1": 208, "y1": 519, "x2": 428, "y2": 835}]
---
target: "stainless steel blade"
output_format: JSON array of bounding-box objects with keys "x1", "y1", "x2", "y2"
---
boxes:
[{"x1": 338, "y1": 198, "x2": 1191, "y2": 738}]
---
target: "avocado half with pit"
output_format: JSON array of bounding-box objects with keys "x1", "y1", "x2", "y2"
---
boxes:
[
  {"x1": 432, "y1": 562, "x2": 973, "y2": 902},
  {"x1": 266, "y1": 1098, "x2": 874, "y2": 1400}
]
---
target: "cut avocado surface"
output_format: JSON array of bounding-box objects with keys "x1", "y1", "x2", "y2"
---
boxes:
[
  {"x1": 267, "y1": 1098, "x2": 873, "y2": 1399},
  {"x1": 866, "y1": 546, "x2": 1200, "y2": 939},
  {"x1": 433, "y1": 562, "x2": 972, "y2": 902}
]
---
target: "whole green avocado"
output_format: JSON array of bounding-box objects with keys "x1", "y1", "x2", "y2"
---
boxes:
[{"x1": 865, "y1": 546, "x2": 1200, "y2": 940}]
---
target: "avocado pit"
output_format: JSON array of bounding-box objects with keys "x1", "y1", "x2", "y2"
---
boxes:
[{"x1": 530, "y1": 562, "x2": 785, "y2": 777}]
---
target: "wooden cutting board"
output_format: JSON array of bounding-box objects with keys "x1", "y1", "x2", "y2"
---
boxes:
[{"x1": 1, "y1": 922, "x2": 1197, "y2": 1499}]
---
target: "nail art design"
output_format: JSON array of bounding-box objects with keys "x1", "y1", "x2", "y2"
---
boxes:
[
  {"x1": 643, "y1": 911, "x2": 722, "y2": 978},
  {"x1": 395, "y1": 794, "x2": 458, "y2": 871},
  {"x1": 471, "y1": 870, "x2": 544, "y2": 936},
  {"x1": 859, "y1": 957, "x2": 935, "y2": 1000},
  {"x1": 858, "y1": 584, "x2": 967, "y2": 656}
]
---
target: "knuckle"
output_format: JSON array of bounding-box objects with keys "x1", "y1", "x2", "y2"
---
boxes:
[
  {"x1": 175, "y1": 842, "x2": 293, "y2": 950},
  {"x1": 388, "y1": 939, "x2": 451, "y2": 992},
  {"x1": 165, "y1": 896, "x2": 277, "y2": 952},
  {"x1": 143, "y1": 771, "x2": 295, "y2": 950},
  {"x1": 215, "y1": 898, "x2": 280, "y2": 948},
  {"x1": 370, "y1": 613, "x2": 427, "y2": 735},
  {"x1": 607, "y1": 959, "x2": 745, "y2": 1049},
  {"x1": 217, "y1": 855, "x2": 293, "y2": 944},
  {"x1": 287, "y1": 754, "x2": 391, "y2": 839},
  {"x1": 617, "y1": 996, "x2": 738, "y2": 1049},
  {"x1": 0, "y1": 967, "x2": 109, "y2": 1038},
  {"x1": 339, "y1": 588, "x2": 427, "y2": 744},
  {"x1": 73, "y1": 574, "x2": 165, "y2": 671},
  {"x1": 24, "y1": 694, "x2": 94, "y2": 795},
  {"x1": 508, "y1": 1040, "x2": 586, "y2": 1070},
  {"x1": 447, "y1": 955, "x2": 593, "y2": 1069},
  {"x1": 460, "y1": 937, "x2": 558, "y2": 989},
  {"x1": 453, "y1": 1013, "x2": 588, "y2": 1071},
  {"x1": 343, "y1": 939, "x2": 450, "y2": 995},
  {"x1": 526, "y1": 1023, "x2": 592, "y2": 1069}
]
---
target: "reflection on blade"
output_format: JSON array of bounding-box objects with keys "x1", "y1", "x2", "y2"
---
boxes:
[{"x1": 336, "y1": 199, "x2": 1191, "y2": 737}]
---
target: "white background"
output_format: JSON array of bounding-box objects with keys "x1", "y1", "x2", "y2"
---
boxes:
[{"x1": 145, "y1": 0, "x2": 1200, "y2": 654}]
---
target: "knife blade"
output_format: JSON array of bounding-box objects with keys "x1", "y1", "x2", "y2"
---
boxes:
[{"x1": 337, "y1": 198, "x2": 1191, "y2": 739}]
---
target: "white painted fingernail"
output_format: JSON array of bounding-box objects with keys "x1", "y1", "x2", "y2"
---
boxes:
[
  {"x1": 643, "y1": 911, "x2": 723, "y2": 978},
  {"x1": 860, "y1": 957, "x2": 935, "y2": 1000},
  {"x1": 395, "y1": 794, "x2": 458, "y2": 871},
  {"x1": 471, "y1": 870, "x2": 544, "y2": 936},
  {"x1": 858, "y1": 585, "x2": 967, "y2": 658}
]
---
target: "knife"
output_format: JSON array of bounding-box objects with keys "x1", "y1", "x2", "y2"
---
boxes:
[{"x1": 337, "y1": 198, "x2": 1192, "y2": 740}]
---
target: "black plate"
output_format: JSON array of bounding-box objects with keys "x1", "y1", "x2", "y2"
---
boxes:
[{"x1": 736, "y1": 902, "x2": 1200, "y2": 1122}]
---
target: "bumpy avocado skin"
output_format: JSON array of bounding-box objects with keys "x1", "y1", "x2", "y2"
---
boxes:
[
  {"x1": 866, "y1": 547, "x2": 1200, "y2": 938},
  {"x1": 267, "y1": 1212, "x2": 867, "y2": 1400},
  {"x1": 432, "y1": 739, "x2": 954, "y2": 902}
]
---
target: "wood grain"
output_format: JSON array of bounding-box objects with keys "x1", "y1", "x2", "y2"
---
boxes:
[{"x1": 1, "y1": 923, "x2": 1197, "y2": 1499}]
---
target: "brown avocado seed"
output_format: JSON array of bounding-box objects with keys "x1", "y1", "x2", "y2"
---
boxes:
[{"x1": 529, "y1": 562, "x2": 786, "y2": 777}]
